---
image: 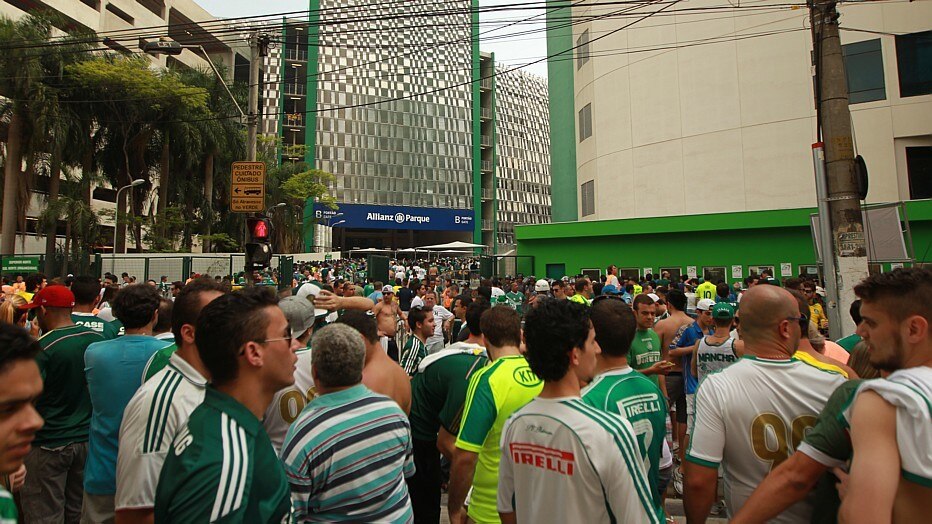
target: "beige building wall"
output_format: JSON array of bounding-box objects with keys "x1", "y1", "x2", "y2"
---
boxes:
[{"x1": 572, "y1": 0, "x2": 932, "y2": 221}]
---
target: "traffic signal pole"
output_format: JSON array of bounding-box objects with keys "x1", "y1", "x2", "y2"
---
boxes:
[
  {"x1": 809, "y1": 0, "x2": 868, "y2": 339},
  {"x1": 244, "y1": 32, "x2": 270, "y2": 283}
]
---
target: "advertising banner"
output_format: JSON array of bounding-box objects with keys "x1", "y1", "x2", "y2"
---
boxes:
[{"x1": 313, "y1": 203, "x2": 474, "y2": 231}]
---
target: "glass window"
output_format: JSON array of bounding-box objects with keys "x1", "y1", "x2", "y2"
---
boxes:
[
  {"x1": 895, "y1": 30, "x2": 932, "y2": 97},
  {"x1": 843, "y1": 39, "x2": 885, "y2": 103},
  {"x1": 907, "y1": 146, "x2": 932, "y2": 200},
  {"x1": 578, "y1": 103, "x2": 592, "y2": 142},
  {"x1": 577, "y1": 29, "x2": 590, "y2": 69},
  {"x1": 581, "y1": 180, "x2": 595, "y2": 216}
]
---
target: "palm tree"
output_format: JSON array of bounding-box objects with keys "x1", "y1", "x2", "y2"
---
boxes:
[{"x1": 37, "y1": 171, "x2": 101, "y2": 275}]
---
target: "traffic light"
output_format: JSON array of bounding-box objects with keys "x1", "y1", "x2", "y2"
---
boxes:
[{"x1": 245, "y1": 216, "x2": 272, "y2": 271}]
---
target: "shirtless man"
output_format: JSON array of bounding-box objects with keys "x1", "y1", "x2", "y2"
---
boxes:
[
  {"x1": 335, "y1": 310, "x2": 412, "y2": 414},
  {"x1": 652, "y1": 288, "x2": 695, "y2": 464},
  {"x1": 372, "y1": 285, "x2": 404, "y2": 359}
]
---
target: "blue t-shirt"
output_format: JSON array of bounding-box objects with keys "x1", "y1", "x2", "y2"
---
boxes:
[
  {"x1": 367, "y1": 291, "x2": 383, "y2": 304},
  {"x1": 84, "y1": 335, "x2": 170, "y2": 494},
  {"x1": 677, "y1": 322, "x2": 713, "y2": 394}
]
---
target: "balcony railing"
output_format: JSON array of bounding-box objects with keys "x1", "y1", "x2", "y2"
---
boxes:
[
  {"x1": 284, "y1": 48, "x2": 308, "y2": 62},
  {"x1": 480, "y1": 134, "x2": 492, "y2": 147},
  {"x1": 284, "y1": 83, "x2": 306, "y2": 96},
  {"x1": 480, "y1": 77, "x2": 492, "y2": 90},
  {"x1": 480, "y1": 107, "x2": 492, "y2": 120},
  {"x1": 481, "y1": 219, "x2": 494, "y2": 230},
  {"x1": 481, "y1": 188, "x2": 494, "y2": 200},
  {"x1": 481, "y1": 160, "x2": 493, "y2": 172},
  {"x1": 284, "y1": 113, "x2": 305, "y2": 127}
]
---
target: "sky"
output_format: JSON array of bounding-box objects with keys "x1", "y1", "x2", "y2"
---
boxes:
[{"x1": 197, "y1": 0, "x2": 550, "y2": 77}]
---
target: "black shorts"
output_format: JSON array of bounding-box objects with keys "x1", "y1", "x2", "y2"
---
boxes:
[{"x1": 666, "y1": 373, "x2": 687, "y2": 424}]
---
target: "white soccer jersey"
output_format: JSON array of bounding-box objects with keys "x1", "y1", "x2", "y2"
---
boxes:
[
  {"x1": 263, "y1": 348, "x2": 315, "y2": 452},
  {"x1": 498, "y1": 397, "x2": 662, "y2": 524},
  {"x1": 843, "y1": 366, "x2": 932, "y2": 486},
  {"x1": 115, "y1": 353, "x2": 207, "y2": 510},
  {"x1": 687, "y1": 356, "x2": 845, "y2": 523}
]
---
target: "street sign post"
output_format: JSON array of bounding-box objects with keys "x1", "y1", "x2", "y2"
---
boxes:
[{"x1": 231, "y1": 161, "x2": 266, "y2": 212}]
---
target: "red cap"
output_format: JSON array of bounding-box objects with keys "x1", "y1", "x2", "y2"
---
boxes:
[{"x1": 21, "y1": 285, "x2": 76, "y2": 309}]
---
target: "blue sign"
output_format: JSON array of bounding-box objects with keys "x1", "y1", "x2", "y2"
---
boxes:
[{"x1": 313, "y1": 203, "x2": 474, "y2": 231}]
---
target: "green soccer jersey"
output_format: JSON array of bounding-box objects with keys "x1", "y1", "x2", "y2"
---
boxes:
[
  {"x1": 400, "y1": 336, "x2": 428, "y2": 377},
  {"x1": 143, "y1": 343, "x2": 178, "y2": 382},
  {"x1": 505, "y1": 292, "x2": 524, "y2": 315},
  {"x1": 35, "y1": 324, "x2": 103, "y2": 447},
  {"x1": 835, "y1": 334, "x2": 861, "y2": 352},
  {"x1": 409, "y1": 350, "x2": 488, "y2": 441},
  {"x1": 0, "y1": 487, "x2": 15, "y2": 524},
  {"x1": 582, "y1": 366, "x2": 668, "y2": 510},
  {"x1": 154, "y1": 387, "x2": 291, "y2": 523},
  {"x1": 629, "y1": 329, "x2": 663, "y2": 386},
  {"x1": 456, "y1": 354, "x2": 543, "y2": 524},
  {"x1": 71, "y1": 313, "x2": 120, "y2": 339}
]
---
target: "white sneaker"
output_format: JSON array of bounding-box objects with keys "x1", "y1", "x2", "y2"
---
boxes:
[{"x1": 672, "y1": 467, "x2": 684, "y2": 496}]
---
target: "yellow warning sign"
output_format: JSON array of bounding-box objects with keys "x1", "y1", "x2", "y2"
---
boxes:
[{"x1": 231, "y1": 161, "x2": 266, "y2": 213}]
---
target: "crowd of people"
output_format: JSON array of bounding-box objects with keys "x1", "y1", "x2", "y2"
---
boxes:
[{"x1": 0, "y1": 262, "x2": 928, "y2": 523}]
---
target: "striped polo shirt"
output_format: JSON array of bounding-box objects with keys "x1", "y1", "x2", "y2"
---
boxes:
[{"x1": 280, "y1": 384, "x2": 415, "y2": 522}]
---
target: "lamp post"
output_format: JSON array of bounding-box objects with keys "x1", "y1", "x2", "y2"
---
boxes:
[
  {"x1": 112, "y1": 179, "x2": 145, "y2": 273},
  {"x1": 265, "y1": 202, "x2": 286, "y2": 216}
]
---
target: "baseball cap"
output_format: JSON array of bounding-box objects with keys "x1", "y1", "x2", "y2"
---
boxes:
[
  {"x1": 381, "y1": 285, "x2": 394, "y2": 294},
  {"x1": 534, "y1": 279, "x2": 550, "y2": 292},
  {"x1": 278, "y1": 296, "x2": 322, "y2": 337},
  {"x1": 646, "y1": 293, "x2": 661, "y2": 303},
  {"x1": 696, "y1": 298, "x2": 716, "y2": 311},
  {"x1": 601, "y1": 284, "x2": 620, "y2": 295},
  {"x1": 294, "y1": 282, "x2": 321, "y2": 301},
  {"x1": 22, "y1": 285, "x2": 75, "y2": 309},
  {"x1": 711, "y1": 302, "x2": 735, "y2": 319}
]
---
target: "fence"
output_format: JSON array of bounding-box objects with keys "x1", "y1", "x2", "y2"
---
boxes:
[
  {"x1": 1, "y1": 253, "x2": 99, "y2": 279},
  {"x1": 94, "y1": 251, "x2": 343, "y2": 283}
]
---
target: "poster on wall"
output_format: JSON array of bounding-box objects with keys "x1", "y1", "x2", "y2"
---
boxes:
[
  {"x1": 780, "y1": 263, "x2": 793, "y2": 277},
  {"x1": 687, "y1": 266, "x2": 697, "y2": 279},
  {"x1": 643, "y1": 267, "x2": 653, "y2": 277},
  {"x1": 890, "y1": 262, "x2": 905, "y2": 270},
  {"x1": 731, "y1": 265, "x2": 743, "y2": 279}
]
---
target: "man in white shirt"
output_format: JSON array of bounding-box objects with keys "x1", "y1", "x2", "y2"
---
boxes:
[
  {"x1": 423, "y1": 291, "x2": 453, "y2": 354},
  {"x1": 684, "y1": 284, "x2": 845, "y2": 523}
]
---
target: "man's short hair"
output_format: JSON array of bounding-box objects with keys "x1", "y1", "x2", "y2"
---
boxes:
[
  {"x1": 716, "y1": 283, "x2": 730, "y2": 299},
  {"x1": 666, "y1": 288, "x2": 687, "y2": 311},
  {"x1": 551, "y1": 280, "x2": 564, "y2": 291},
  {"x1": 154, "y1": 298, "x2": 173, "y2": 334},
  {"x1": 789, "y1": 290, "x2": 811, "y2": 338},
  {"x1": 0, "y1": 323, "x2": 40, "y2": 374},
  {"x1": 112, "y1": 284, "x2": 161, "y2": 329},
  {"x1": 854, "y1": 267, "x2": 932, "y2": 323},
  {"x1": 632, "y1": 294, "x2": 653, "y2": 311},
  {"x1": 334, "y1": 310, "x2": 379, "y2": 345},
  {"x1": 849, "y1": 299, "x2": 862, "y2": 325},
  {"x1": 454, "y1": 295, "x2": 472, "y2": 310},
  {"x1": 24, "y1": 274, "x2": 42, "y2": 292},
  {"x1": 196, "y1": 287, "x2": 279, "y2": 386},
  {"x1": 465, "y1": 301, "x2": 490, "y2": 337},
  {"x1": 480, "y1": 306, "x2": 521, "y2": 348},
  {"x1": 311, "y1": 324, "x2": 365, "y2": 388},
  {"x1": 407, "y1": 306, "x2": 430, "y2": 331},
  {"x1": 574, "y1": 279, "x2": 589, "y2": 293},
  {"x1": 523, "y1": 299, "x2": 590, "y2": 382},
  {"x1": 172, "y1": 277, "x2": 227, "y2": 346},
  {"x1": 590, "y1": 298, "x2": 636, "y2": 358},
  {"x1": 71, "y1": 276, "x2": 101, "y2": 305}
]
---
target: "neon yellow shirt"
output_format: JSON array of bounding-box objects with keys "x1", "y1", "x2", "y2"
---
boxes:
[
  {"x1": 809, "y1": 303, "x2": 828, "y2": 330},
  {"x1": 696, "y1": 281, "x2": 717, "y2": 301},
  {"x1": 794, "y1": 350, "x2": 848, "y2": 378},
  {"x1": 456, "y1": 355, "x2": 543, "y2": 523}
]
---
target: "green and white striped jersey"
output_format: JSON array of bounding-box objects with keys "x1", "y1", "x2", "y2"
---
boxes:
[
  {"x1": 154, "y1": 387, "x2": 290, "y2": 523},
  {"x1": 116, "y1": 353, "x2": 207, "y2": 510},
  {"x1": 0, "y1": 487, "x2": 16, "y2": 524},
  {"x1": 498, "y1": 397, "x2": 662, "y2": 524}
]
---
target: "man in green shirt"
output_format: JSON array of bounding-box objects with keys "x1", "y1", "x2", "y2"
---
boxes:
[
  {"x1": 505, "y1": 282, "x2": 525, "y2": 316},
  {"x1": 583, "y1": 297, "x2": 669, "y2": 513},
  {"x1": 0, "y1": 324, "x2": 45, "y2": 524},
  {"x1": 449, "y1": 307, "x2": 542, "y2": 524},
  {"x1": 70, "y1": 276, "x2": 120, "y2": 339},
  {"x1": 20, "y1": 285, "x2": 103, "y2": 523},
  {"x1": 629, "y1": 294, "x2": 672, "y2": 391},
  {"x1": 400, "y1": 306, "x2": 433, "y2": 376},
  {"x1": 154, "y1": 287, "x2": 296, "y2": 523},
  {"x1": 835, "y1": 299, "x2": 863, "y2": 352}
]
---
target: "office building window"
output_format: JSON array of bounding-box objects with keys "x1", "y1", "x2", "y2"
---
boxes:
[
  {"x1": 843, "y1": 39, "x2": 885, "y2": 103},
  {"x1": 896, "y1": 30, "x2": 932, "y2": 97},
  {"x1": 577, "y1": 29, "x2": 590, "y2": 69},
  {"x1": 581, "y1": 180, "x2": 595, "y2": 216},
  {"x1": 907, "y1": 146, "x2": 932, "y2": 200},
  {"x1": 578, "y1": 103, "x2": 592, "y2": 142}
]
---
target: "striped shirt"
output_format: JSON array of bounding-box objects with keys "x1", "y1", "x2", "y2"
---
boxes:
[
  {"x1": 400, "y1": 336, "x2": 428, "y2": 376},
  {"x1": 498, "y1": 396, "x2": 662, "y2": 524},
  {"x1": 280, "y1": 384, "x2": 415, "y2": 523}
]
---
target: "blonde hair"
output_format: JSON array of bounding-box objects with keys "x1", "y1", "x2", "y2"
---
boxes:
[{"x1": 0, "y1": 294, "x2": 29, "y2": 326}]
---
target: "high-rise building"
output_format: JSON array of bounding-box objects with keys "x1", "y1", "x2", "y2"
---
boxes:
[{"x1": 264, "y1": 0, "x2": 551, "y2": 254}]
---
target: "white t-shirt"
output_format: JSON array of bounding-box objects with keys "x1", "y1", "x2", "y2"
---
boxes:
[
  {"x1": 686, "y1": 356, "x2": 845, "y2": 523},
  {"x1": 498, "y1": 397, "x2": 662, "y2": 524},
  {"x1": 115, "y1": 353, "x2": 207, "y2": 510},
  {"x1": 431, "y1": 305, "x2": 454, "y2": 339},
  {"x1": 843, "y1": 366, "x2": 932, "y2": 486},
  {"x1": 263, "y1": 349, "x2": 315, "y2": 453},
  {"x1": 411, "y1": 296, "x2": 424, "y2": 309}
]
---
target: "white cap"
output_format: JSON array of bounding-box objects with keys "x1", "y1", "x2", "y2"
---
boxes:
[
  {"x1": 491, "y1": 287, "x2": 505, "y2": 298},
  {"x1": 535, "y1": 279, "x2": 550, "y2": 292},
  {"x1": 295, "y1": 282, "x2": 321, "y2": 301},
  {"x1": 697, "y1": 298, "x2": 716, "y2": 311},
  {"x1": 647, "y1": 293, "x2": 661, "y2": 303}
]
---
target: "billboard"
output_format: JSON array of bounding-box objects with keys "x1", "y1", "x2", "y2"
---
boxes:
[{"x1": 313, "y1": 203, "x2": 474, "y2": 231}]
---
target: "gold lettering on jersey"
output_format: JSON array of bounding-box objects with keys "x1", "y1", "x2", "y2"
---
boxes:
[
  {"x1": 750, "y1": 413, "x2": 818, "y2": 472},
  {"x1": 510, "y1": 442, "x2": 575, "y2": 476}
]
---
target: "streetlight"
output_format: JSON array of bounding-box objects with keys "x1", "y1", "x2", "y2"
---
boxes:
[
  {"x1": 112, "y1": 179, "x2": 145, "y2": 273},
  {"x1": 265, "y1": 202, "x2": 286, "y2": 215}
]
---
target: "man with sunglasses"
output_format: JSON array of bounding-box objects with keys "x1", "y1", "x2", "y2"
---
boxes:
[
  {"x1": 802, "y1": 282, "x2": 829, "y2": 334},
  {"x1": 684, "y1": 284, "x2": 845, "y2": 523},
  {"x1": 154, "y1": 288, "x2": 297, "y2": 523}
]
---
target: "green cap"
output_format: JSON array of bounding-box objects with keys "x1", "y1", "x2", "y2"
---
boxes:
[{"x1": 712, "y1": 302, "x2": 735, "y2": 319}]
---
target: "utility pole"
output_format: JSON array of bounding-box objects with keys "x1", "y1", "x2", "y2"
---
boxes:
[
  {"x1": 245, "y1": 31, "x2": 270, "y2": 284},
  {"x1": 810, "y1": 0, "x2": 868, "y2": 339}
]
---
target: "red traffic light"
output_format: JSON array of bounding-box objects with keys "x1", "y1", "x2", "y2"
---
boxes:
[{"x1": 247, "y1": 217, "x2": 271, "y2": 241}]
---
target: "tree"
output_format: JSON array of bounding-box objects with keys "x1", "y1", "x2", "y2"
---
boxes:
[{"x1": 36, "y1": 171, "x2": 101, "y2": 276}]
